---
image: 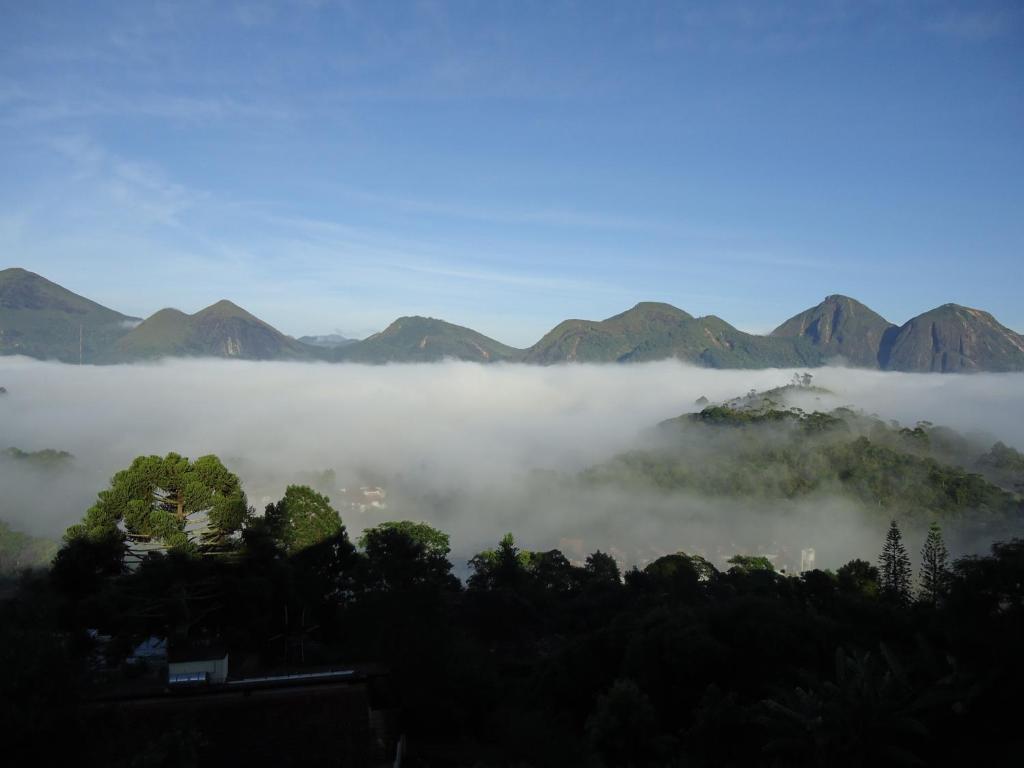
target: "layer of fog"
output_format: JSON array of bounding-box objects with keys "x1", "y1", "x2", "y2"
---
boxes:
[{"x1": 1, "y1": 356, "x2": 1022, "y2": 571}]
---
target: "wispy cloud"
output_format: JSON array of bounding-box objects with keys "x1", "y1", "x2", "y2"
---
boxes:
[{"x1": 46, "y1": 135, "x2": 204, "y2": 227}]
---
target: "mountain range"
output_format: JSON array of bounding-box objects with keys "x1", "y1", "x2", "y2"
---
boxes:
[{"x1": 2, "y1": 267, "x2": 1023, "y2": 372}]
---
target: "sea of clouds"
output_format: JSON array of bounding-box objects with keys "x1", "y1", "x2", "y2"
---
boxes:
[{"x1": 2, "y1": 356, "x2": 1022, "y2": 570}]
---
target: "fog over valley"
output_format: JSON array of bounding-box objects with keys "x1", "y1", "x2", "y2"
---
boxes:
[{"x1": 3, "y1": 356, "x2": 1022, "y2": 572}]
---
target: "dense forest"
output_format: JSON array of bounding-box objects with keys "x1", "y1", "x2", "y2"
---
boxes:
[{"x1": 2, "y1": 446, "x2": 1023, "y2": 766}]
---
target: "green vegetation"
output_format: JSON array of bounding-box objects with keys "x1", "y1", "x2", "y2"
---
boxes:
[
  {"x1": 771, "y1": 294, "x2": 896, "y2": 367},
  {"x1": 523, "y1": 302, "x2": 824, "y2": 367},
  {"x1": 5, "y1": 267, "x2": 1024, "y2": 370},
  {"x1": 5, "y1": 479, "x2": 1024, "y2": 765},
  {"x1": 106, "y1": 299, "x2": 316, "y2": 361},
  {"x1": 2, "y1": 447, "x2": 74, "y2": 469},
  {"x1": 263, "y1": 484, "x2": 345, "y2": 555},
  {"x1": 879, "y1": 519, "x2": 912, "y2": 604},
  {"x1": 0, "y1": 267, "x2": 140, "y2": 362},
  {"x1": 336, "y1": 315, "x2": 522, "y2": 363},
  {"x1": 919, "y1": 521, "x2": 950, "y2": 605},
  {"x1": 585, "y1": 403, "x2": 1022, "y2": 523},
  {"x1": 0, "y1": 520, "x2": 57, "y2": 573},
  {"x1": 881, "y1": 303, "x2": 1024, "y2": 372},
  {"x1": 65, "y1": 453, "x2": 248, "y2": 552}
]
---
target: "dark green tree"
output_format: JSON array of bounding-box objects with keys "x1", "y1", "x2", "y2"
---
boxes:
[
  {"x1": 918, "y1": 521, "x2": 950, "y2": 605},
  {"x1": 879, "y1": 519, "x2": 912, "y2": 604},
  {"x1": 65, "y1": 453, "x2": 247, "y2": 554},
  {"x1": 726, "y1": 554, "x2": 775, "y2": 573},
  {"x1": 585, "y1": 678, "x2": 661, "y2": 767},
  {"x1": 837, "y1": 558, "x2": 880, "y2": 598},
  {"x1": 266, "y1": 485, "x2": 344, "y2": 555},
  {"x1": 358, "y1": 520, "x2": 457, "y2": 591},
  {"x1": 467, "y1": 532, "x2": 529, "y2": 591},
  {"x1": 584, "y1": 550, "x2": 622, "y2": 585},
  {"x1": 358, "y1": 520, "x2": 451, "y2": 559}
]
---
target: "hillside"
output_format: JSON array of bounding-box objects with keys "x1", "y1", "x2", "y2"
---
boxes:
[
  {"x1": 523, "y1": 302, "x2": 692, "y2": 363},
  {"x1": 107, "y1": 300, "x2": 315, "y2": 361},
  {"x1": 336, "y1": 316, "x2": 522, "y2": 363},
  {"x1": 524, "y1": 302, "x2": 822, "y2": 368},
  {"x1": 771, "y1": 294, "x2": 896, "y2": 368},
  {"x1": 879, "y1": 304, "x2": 1024, "y2": 373},
  {"x1": 585, "y1": 396, "x2": 1024, "y2": 525},
  {"x1": 0, "y1": 268, "x2": 141, "y2": 363}
]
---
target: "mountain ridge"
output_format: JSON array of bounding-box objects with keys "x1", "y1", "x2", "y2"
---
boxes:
[{"x1": 2, "y1": 267, "x2": 1022, "y2": 372}]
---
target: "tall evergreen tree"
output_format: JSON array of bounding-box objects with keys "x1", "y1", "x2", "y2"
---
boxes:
[
  {"x1": 879, "y1": 519, "x2": 912, "y2": 604},
  {"x1": 65, "y1": 452, "x2": 248, "y2": 555},
  {"x1": 919, "y1": 521, "x2": 950, "y2": 605}
]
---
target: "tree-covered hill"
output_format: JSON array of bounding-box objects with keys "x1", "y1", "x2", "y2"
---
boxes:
[
  {"x1": 524, "y1": 302, "x2": 824, "y2": 367},
  {"x1": 584, "y1": 398, "x2": 1024, "y2": 526}
]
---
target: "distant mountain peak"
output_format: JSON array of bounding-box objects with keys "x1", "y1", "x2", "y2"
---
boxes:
[
  {"x1": 881, "y1": 302, "x2": 1024, "y2": 372},
  {"x1": 0, "y1": 266, "x2": 140, "y2": 362},
  {"x1": 771, "y1": 295, "x2": 894, "y2": 368},
  {"x1": 339, "y1": 315, "x2": 519, "y2": 363},
  {"x1": 619, "y1": 301, "x2": 692, "y2": 317}
]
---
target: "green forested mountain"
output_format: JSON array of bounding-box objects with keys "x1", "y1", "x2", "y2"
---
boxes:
[
  {"x1": 0, "y1": 268, "x2": 141, "y2": 363},
  {"x1": 3, "y1": 268, "x2": 1023, "y2": 370},
  {"x1": 336, "y1": 315, "x2": 522, "y2": 363},
  {"x1": 880, "y1": 303, "x2": 1024, "y2": 372},
  {"x1": 771, "y1": 294, "x2": 897, "y2": 368},
  {"x1": 105, "y1": 300, "x2": 315, "y2": 361},
  {"x1": 524, "y1": 302, "x2": 822, "y2": 367}
]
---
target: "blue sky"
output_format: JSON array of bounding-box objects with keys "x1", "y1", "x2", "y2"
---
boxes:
[{"x1": 1, "y1": 1, "x2": 1022, "y2": 345}]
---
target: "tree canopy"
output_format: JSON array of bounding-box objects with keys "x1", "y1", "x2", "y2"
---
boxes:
[
  {"x1": 66, "y1": 453, "x2": 247, "y2": 553},
  {"x1": 265, "y1": 484, "x2": 344, "y2": 555}
]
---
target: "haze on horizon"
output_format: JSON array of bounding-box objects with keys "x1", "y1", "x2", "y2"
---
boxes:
[{"x1": 2, "y1": 1, "x2": 1023, "y2": 345}]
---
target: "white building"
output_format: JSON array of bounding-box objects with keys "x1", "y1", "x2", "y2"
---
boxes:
[
  {"x1": 168, "y1": 650, "x2": 229, "y2": 685},
  {"x1": 800, "y1": 548, "x2": 817, "y2": 574}
]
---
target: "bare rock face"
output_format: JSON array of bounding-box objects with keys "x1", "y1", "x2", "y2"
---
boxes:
[
  {"x1": 879, "y1": 304, "x2": 1024, "y2": 373},
  {"x1": 771, "y1": 295, "x2": 896, "y2": 368}
]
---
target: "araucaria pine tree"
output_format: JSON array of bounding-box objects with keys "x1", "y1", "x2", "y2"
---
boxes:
[
  {"x1": 879, "y1": 519, "x2": 912, "y2": 604},
  {"x1": 919, "y1": 521, "x2": 950, "y2": 605}
]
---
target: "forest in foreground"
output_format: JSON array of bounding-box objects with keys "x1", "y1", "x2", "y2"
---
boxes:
[{"x1": 3, "y1": 379, "x2": 1024, "y2": 766}]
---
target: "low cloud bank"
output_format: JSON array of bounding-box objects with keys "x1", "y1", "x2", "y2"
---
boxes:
[{"x1": 1, "y1": 357, "x2": 1022, "y2": 569}]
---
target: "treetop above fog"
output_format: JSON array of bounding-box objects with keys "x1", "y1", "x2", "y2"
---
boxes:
[{"x1": 66, "y1": 452, "x2": 247, "y2": 552}]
